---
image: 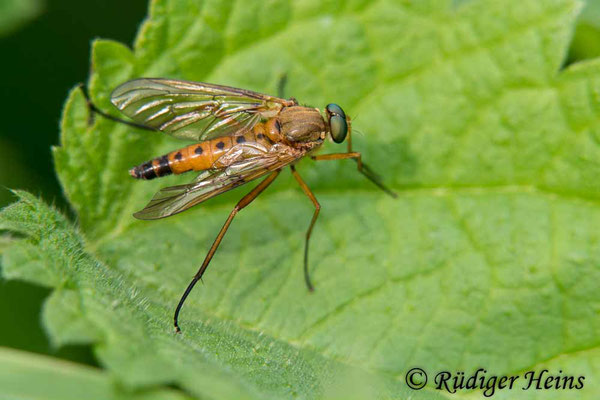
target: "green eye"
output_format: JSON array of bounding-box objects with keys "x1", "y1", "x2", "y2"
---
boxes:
[
  {"x1": 330, "y1": 115, "x2": 347, "y2": 143},
  {"x1": 326, "y1": 103, "x2": 346, "y2": 119},
  {"x1": 326, "y1": 103, "x2": 347, "y2": 143}
]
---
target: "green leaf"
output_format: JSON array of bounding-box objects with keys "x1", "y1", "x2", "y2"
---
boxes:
[
  {"x1": 4, "y1": 0, "x2": 600, "y2": 399},
  {"x1": 570, "y1": 0, "x2": 600, "y2": 62},
  {"x1": 0, "y1": 347, "x2": 192, "y2": 400}
]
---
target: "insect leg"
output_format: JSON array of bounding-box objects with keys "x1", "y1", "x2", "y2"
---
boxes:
[
  {"x1": 290, "y1": 165, "x2": 320, "y2": 292},
  {"x1": 277, "y1": 73, "x2": 288, "y2": 99},
  {"x1": 311, "y1": 152, "x2": 397, "y2": 198},
  {"x1": 275, "y1": 73, "x2": 297, "y2": 104},
  {"x1": 173, "y1": 170, "x2": 281, "y2": 333},
  {"x1": 78, "y1": 84, "x2": 157, "y2": 132}
]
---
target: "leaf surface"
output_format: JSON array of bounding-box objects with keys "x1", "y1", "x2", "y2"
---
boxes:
[
  {"x1": 3, "y1": 0, "x2": 600, "y2": 399},
  {"x1": 0, "y1": 347, "x2": 191, "y2": 400}
]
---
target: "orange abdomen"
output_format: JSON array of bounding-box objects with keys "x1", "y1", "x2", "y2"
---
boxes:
[{"x1": 129, "y1": 120, "x2": 280, "y2": 180}]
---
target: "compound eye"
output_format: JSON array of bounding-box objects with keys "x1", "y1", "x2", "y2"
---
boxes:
[
  {"x1": 326, "y1": 103, "x2": 348, "y2": 143},
  {"x1": 330, "y1": 114, "x2": 347, "y2": 143},
  {"x1": 326, "y1": 103, "x2": 346, "y2": 119}
]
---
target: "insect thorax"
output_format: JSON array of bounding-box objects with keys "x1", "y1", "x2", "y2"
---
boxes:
[{"x1": 278, "y1": 106, "x2": 327, "y2": 143}]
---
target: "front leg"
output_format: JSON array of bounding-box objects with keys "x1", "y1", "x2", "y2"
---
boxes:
[{"x1": 311, "y1": 152, "x2": 397, "y2": 198}]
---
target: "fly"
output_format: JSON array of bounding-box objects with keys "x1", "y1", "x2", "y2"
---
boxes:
[{"x1": 85, "y1": 78, "x2": 396, "y2": 332}]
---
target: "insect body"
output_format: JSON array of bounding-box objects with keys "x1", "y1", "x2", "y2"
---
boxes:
[
  {"x1": 90, "y1": 78, "x2": 395, "y2": 332},
  {"x1": 129, "y1": 106, "x2": 325, "y2": 182},
  {"x1": 129, "y1": 122, "x2": 280, "y2": 180}
]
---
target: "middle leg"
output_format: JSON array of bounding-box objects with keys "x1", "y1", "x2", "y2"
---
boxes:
[{"x1": 290, "y1": 165, "x2": 320, "y2": 291}]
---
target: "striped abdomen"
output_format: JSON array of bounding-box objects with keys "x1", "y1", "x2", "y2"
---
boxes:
[{"x1": 130, "y1": 118, "x2": 282, "y2": 180}]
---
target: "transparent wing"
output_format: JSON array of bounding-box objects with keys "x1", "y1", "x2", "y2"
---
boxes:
[
  {"x1": 133, "y1": 145, "x2": 301, "y2": 220},
  {"x1": 111, "y1": 78, "x2": 294, "y2": 141}
]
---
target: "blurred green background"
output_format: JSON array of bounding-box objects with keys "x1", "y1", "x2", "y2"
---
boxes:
[{"x1": 0, "y1": 0, "x2": 599, "y2": 368}]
